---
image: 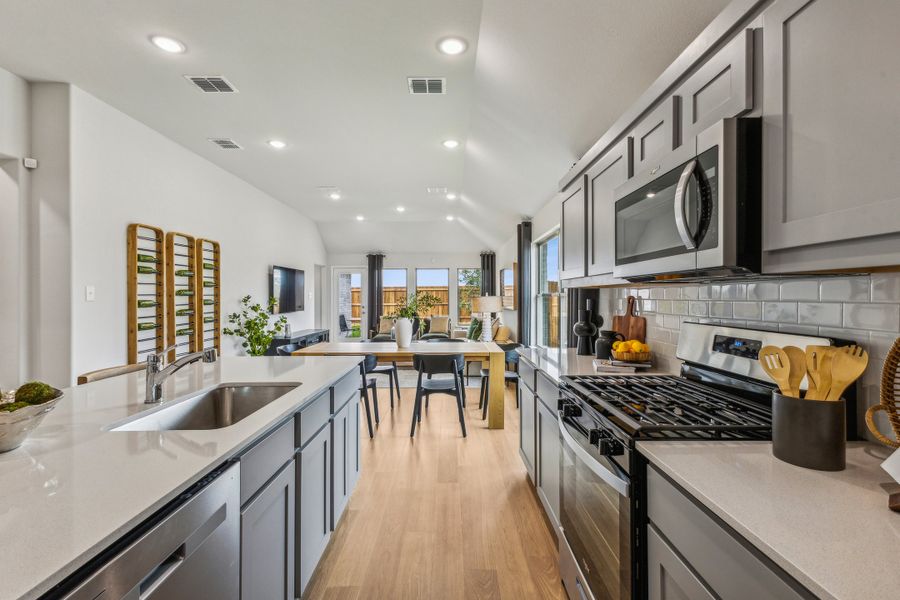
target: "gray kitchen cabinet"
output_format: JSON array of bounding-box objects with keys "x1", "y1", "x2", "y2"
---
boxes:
[
  {"x1": 518, "y1": 379, "x2": 536, "y2": 481},
  {"x1": 677, "y1": 29, "x2": 753, "y2": 142},
  {"x1": 536, "y1": 397, "x2": 560, "y2": 533},
  {"x1": 586, "y1": 137, "x2": 633, "y2": 276},
  {"x1": 559, "y1": 176, "x2": 587, "y2": 280},
  {"x1": 331, "y1": 396, "x2": 359, "y2": 529},
  {"x1": 647, "y1": 524, "x2": 715, "y2": 600},
  {"x1": 762, "y1": 0, "x2": 900, "y2": 257},
  {"x1": 241, "y1": 460, "x2": 295, "y2": 600},
  {"x1": 296, "y1": 421, "x2": 331, "y2": 597},
  {"x1": 630, "y1": 96, "x2": 679, "y2": 175}
]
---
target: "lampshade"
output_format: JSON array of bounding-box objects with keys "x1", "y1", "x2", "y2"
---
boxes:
[{"x1": 472, "y1": 295, "x2": 502, "y2": 313}]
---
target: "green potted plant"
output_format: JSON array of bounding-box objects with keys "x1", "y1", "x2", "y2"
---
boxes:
[
  {"x1": 223, "y1": 295, "x2": 288, "y2": 356},
  {"x1": 390, "y1": 291, "x2": 440, "y2": 347}
]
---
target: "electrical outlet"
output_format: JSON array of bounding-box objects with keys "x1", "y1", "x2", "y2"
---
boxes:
[{"x1": 85, "y1": 285, "x2": 96, "y2": 302}]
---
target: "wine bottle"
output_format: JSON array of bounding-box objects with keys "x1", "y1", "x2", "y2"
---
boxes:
[
  {"x1": 137, "y1": 322, "x2": 157, "y2": 331},
  {"x1": 137, "y1": 299, "x2": 158, "y2": 308},
  {"x1": 176, "y1": 308, "x2": 194, "y2": 316},
  {"x1": 136, "y1": 253, "x2": 159, "y2": 263},
  {"x1": 204, "y1": 316, "x2": 214, "y2": 323},
  {"x1": 175, "y1": 289, "x2": 194, "y2": 296},
  {"x1": 203, "y1": 262, "x2": 215, "y2": 270},
  {"x1": 176, "y1": 328, "x2": 193, "y2": 337},
  {"x1": 203, "y1": 280, "x2": 216, "y2": 288},
  {"x1": 203, "y1": 298, "x2": 215, "y2": 306},
  {"x1": 137, "y1": 265, "x2": 158, "y2": 275},
  {"x1": 175, "y1": 269, "x2": 194, "y2": 277}
]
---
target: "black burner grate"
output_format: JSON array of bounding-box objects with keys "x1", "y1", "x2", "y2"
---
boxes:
[{"x1": 562, "y1": 375, "x2": 772, "y2": 440}]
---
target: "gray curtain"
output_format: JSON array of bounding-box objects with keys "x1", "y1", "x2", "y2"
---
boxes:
[
  {"x1": 366, "y1": 253, "x2": 384, "y2": 335},
  {"x1": 517, "y1": 221, "x2": 532, "y2": 346},
  {"x1": 480, "y1": 251, "x2": 496, "y2": 296}
]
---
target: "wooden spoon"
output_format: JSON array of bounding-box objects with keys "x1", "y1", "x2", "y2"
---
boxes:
[
  {"x1": 806, "y1": 346, "x2": 836, "y2": 400},
  {"x1": 783, "y1": 346, "x2": 807, "y2": 398},
  {"x1": 827, "y1": 346, "x2": 868, "y2": 401},
  {"x1": 759, "y1": 346, "x2": 793, "y2": 396}
]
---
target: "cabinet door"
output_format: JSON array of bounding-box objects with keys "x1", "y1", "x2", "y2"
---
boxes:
[
  {"x1": 297, "y1": 424, "x2": 331, "y2": 597},
  {"x1": 518, "y1": 380, "x2": 536, "y2": 482},
  {"x1": 536, "y1": 399, "x2": 560, "y2": 531},
  {"x1": 559, "y1": 176, "x2": 587, "y2": 280},
  {"x1": 331, "y1": 401, "x2": 350, "y2": 528},
  {"x1": 587, "y1": 138, "x2": 633, "y2": 276},
  {"x1": 241, "y1": 460, "x2": 295, "y2": 600},
  {"x1": 678, "y1": 29, "x2": 753, "y2": 141},
  {"x1": 347, "y1": 397, "x2": 361, "y2": 494},
  {"x1": 631, "y1": 96, "x2": 680, "y2": 175},
  {"x1": 762, "y1": 0, "x2": 900, "y2": 252},
  {"x1": 647, "y1": 525, "x2": 715, "y2": 600}
]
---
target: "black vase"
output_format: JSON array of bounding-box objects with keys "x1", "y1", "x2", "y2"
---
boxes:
[{"x1": 573, "y1": 300, "x2": 601, "y2": 356}]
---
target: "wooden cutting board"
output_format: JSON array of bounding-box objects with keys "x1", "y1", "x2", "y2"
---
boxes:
[{"x1": 612, "y1": 296, "x2": 647, "y2": 342}]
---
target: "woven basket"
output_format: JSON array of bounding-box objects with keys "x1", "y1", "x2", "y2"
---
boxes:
[
  {"x1": 866, "y1": 336, "x2": 900, "y2": 448},
  {"x1": 612, "y1": 350, "x2": 651, "y2": 363}
]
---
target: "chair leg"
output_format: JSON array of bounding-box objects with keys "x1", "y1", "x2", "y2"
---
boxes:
[
  {"x1": 392, "y1": 362, "x2": 401, "y2": 404},
  {"x1": 516, "y1": 381, "x2": 520, "y2": 408},
  {"x1": 386, "y1": 372, "x2": 394, "y2": 408},
  {"x1": 478, "y1": 377, "x2": 486, "y2": 410},
  {"x1": 371, "y1": 383, "x2": 380, "y2": 424},
  {"x1": 458, "y1": 369, "x2": 467, "y2": 407},
  {"x1": 455, "y1": 385, "x2": 467, "y2": 438},
  {"x1": 410, "y1": 371, "x2": 423, "y2": 437},
  {"x1": 362, "y1": 389, "x2": 374, "y2": 438},
  {"x1": 482, "y1": 374, "x2": 490, "y2": 420}
]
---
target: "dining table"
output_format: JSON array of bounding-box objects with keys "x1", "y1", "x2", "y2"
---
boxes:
[{"x1": 293, "y1": 340, "x2": 508, "y2": 429}]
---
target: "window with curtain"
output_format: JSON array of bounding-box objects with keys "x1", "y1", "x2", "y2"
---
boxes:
[
  {"x1": 415, "y1": 268, "x2": 450, "y2": 318},
  {"x1": 382, "y1": 268, "x2": 407, "y2": 317},
  {"x1": 536, "y1": 235, "x2": 560, "y2": 348},
  {"x1": 457, "y1": 268, "x2": 481, "y2": 324}
]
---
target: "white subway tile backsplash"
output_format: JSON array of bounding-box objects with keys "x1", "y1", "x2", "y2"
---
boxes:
[
  {"x1": 818, "y1": 327, "x2": 868, "y2": 344},
  {"x1": 820, "y1": 277, "x2": 870, "y2": 302},
  {"x1": 682, "y1": 286, "x2": 700, "y2": 299},
  {"x1": 871, "y1": 273, "x2": 900, "y2": 303},
  {"x1": 698, "y1": 284, "x2": 721, "y2": 300},
  {"x1": 656, "y1": 300, "x2": 672, "y2": 314},
  {"x1": 733, "y1": 301, "x2": 762, "y2": 320},
  {"x1": 649, "y1": 288, "x2": 665, "y2": 300},
  {"x1": 690, "y1": 301, "x2": 709, "y2": 317},
  {"x1": 720, "y1": 283, "x2": 747, "y2": 300},
  {"x1": 797, "y1": 302, "x2": 842, "y2": 327},
  {"x1": 747, "y1": 282, "x2": 779, "y2": 301},
  {"x1": 709, "y1": 301, "x2": 731, "y2": 317},
  {"x1": 779, "y1": 279, "x2": 819, "y2": 301},
  {"x1": 868, "y1": 332, "x2": 899, "y2": 359},
  {"x1": 763, "y1": 302, "x2": 798, "y2": 322},
  {"x1": 779, "y1": 323, "x2": 820, "y2": 335},
  {"x1": 663, "y1": 314, "x2": 681, "y2": 330},
  {"x1": 664, "y1": 287, "x2": 682, "y2": 300},
  {"x1": 843, "y1": 303, "x2": 900, "y2": 332},
  {"x1": 672, "y1": 300, "x2": 689, "y2": 315}
]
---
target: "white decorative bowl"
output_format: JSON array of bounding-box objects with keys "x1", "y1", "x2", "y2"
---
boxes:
[{"x1": 0, "y1": 391, "x2": 63, "y2": 453}]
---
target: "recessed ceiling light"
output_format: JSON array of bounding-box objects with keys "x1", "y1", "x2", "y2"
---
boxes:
[
  {"x1": 445, "y1": 215, "x2": 455, "y2": 221},
  {"x1": 267, "y1": 139, "x2": 287, "y2": 149},
  {"x1": 396, "y1": 206, "x2": 406, "y2": 213},
  {"x1": 438, "y1": 37, "x2": 468, "y2": 56},
  {"x1": 356, "y1": 215, "x2": 365, "y2": 221},
  {"x1": 446, "y1": 192, "x2": 457, "y2": 200},
  {"x1": 646, "y1": 191, "x2": 656, "y2": 198},
  {"x1": 442, "y1": 139, "x2": 460, "y2": 149},
  {"x1": 329, "y1": 192, "x2": 342, "y2": 200},
  {"x1": 150, "y1": 35, "x2": 186, "y2": 54}
]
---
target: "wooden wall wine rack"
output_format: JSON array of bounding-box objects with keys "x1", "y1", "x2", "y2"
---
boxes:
[
  {"x1": 165, "y1": 232, "x2": 198, "y2": 362},
  {"x1": 195, "y1": 239, "x2": 221, "y2": 354},
  {"x1": 127, "y1": 224, "x2": 166, "y2": 364}
]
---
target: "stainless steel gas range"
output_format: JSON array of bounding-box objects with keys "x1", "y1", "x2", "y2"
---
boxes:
[{"x1": 556, "y1": 322, "x2": 857, "y2": 600}]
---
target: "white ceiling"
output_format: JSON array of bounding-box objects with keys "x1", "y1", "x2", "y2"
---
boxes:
[{"x1": 0, "y1": 0, "x2": 729, "y2": 254}]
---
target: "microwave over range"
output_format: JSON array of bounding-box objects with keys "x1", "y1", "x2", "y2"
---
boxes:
[{"x1": 613, "y1": 117, "x2": 761, "y2": 282}]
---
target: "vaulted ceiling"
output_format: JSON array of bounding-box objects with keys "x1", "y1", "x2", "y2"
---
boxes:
[{"x1": 0, "y1": 0, "x2": 729, "y2": 253}]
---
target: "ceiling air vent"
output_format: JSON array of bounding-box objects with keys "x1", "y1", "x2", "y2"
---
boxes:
[
  {"x1": 185, "y1": 75, "x2": 239, "y2": 93},
  {"x1": 407, "y1": 77, "x2": 445, "y2": 95},
  {"x1": 208, "y1": 138, "x2": 242, "y2": 150}
]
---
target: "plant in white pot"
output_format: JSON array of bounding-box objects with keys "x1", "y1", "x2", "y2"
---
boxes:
[
  {"x1": 223, "y1": 295, "x2": 288, "y2": 356},
  {"x1": 390, "y1": 292, "x2": 440, "y2": 348}
]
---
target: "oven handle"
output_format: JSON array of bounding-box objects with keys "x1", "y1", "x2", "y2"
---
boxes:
[
  {"x1": 558, "y1": 412, "x2": 630, "y2": 497},
  {"x1": 674, "y1": 159, "x2": 698, "y2": 250}
]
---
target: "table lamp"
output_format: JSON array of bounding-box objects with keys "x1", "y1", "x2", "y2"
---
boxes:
[{"x1": 472, "y1": 296, "x2": 502, "y2": 342}]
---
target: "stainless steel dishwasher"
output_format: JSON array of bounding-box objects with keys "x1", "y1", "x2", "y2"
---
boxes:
[{"x1": 55, "y1": 462, "x2": 240, "y2": 600}]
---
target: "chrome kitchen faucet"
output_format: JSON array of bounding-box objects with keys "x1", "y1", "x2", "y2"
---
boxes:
[{"x1": 145, "y1": 344, "x2": 218, "y2": 403}]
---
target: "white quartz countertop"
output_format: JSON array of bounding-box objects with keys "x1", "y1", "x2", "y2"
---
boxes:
[
  {"x1": 638, "y1": 440, "x2": 900, "y2": 600},
  {"x1": 0, "y1": 355, "x2": 361, "y2": 600},
  {"x1": 516, "y1": 346, "x2": 667, "y2": 381}
]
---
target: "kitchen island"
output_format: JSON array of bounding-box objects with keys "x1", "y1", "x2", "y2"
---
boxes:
[{"x1": 0, "y1": 355, "x2": 362, "y2": 600}]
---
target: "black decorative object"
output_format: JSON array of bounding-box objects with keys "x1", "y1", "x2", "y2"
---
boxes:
[
  {"x1": 573, "y1": 299, "x2": 602, "y2": 356},
  {"x1": 772, "y1": 392, "x2": 846, "y2": 471},
  {"x1": 595, "y1": 330, "x2": 625, "y2": 360}
]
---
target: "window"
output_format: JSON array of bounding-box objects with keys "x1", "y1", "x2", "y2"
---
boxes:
[
  {"x1": 382, "y1": 268, "x2": 407, "y2": 317},
  {"x1": 349, "y1": 272, "x2": 362, "y2": 337},
  {"x1": 415, "y1": 268, "x2": 450, "y2": 318},
  {"x1": 536, "y1": 235, "x2": 560, "y2": 348},
  {"x1": 457, "y1": 268, "x2": 481, "y2": 324}
]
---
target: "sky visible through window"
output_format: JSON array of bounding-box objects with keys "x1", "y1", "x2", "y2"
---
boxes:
[
  {"x1": 545, "y1": 237, "x2": 559, "y2": 282},
  {"x1": 416, "y1": 269, "x2": 449, "y2": 286},
  {"x1": 350, "y1": 273, "x2": 361, "y2": 288},
  {"x1": 383, "y1": 269, "x2": 407, "y2": 287}
]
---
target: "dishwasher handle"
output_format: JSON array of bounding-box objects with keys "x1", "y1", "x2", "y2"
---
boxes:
[{"x1": 138, "y1": 544, "x2": 185, "y2": 599}]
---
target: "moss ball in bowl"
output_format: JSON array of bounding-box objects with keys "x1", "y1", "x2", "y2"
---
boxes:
[
  {"x1": 14, "y1": 381, "x2": 59, "y2": 405},
  {"x1": 0, "y1": 381, "x2": 64, "y2": 452}
]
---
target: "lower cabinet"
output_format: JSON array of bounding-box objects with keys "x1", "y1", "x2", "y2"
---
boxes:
[
  {"x1": 647, "y1": 524, "x2": 715, "y2": 600},
  {"x1": 331, "y1": 396, "x2": 360, "y2": 528},
  {"x1": 518, "y1": 380, "x2": 536, "y2": 481},
  {"x1": 241, "y1": 460, "x2": 295, "y2": 600},
  {"x1": 296, "y1": 423, "x2": 331, "y2": 597},
  {"x1": 536, "y1": 398, "x2": 560, "y2": 532}
]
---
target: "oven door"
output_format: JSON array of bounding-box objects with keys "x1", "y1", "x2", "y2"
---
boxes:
[{"x1": 558, "y1": 413, "x2": 631, "y2": 600}]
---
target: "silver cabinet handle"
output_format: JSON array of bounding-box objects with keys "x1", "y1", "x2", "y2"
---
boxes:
[
  {"x1": 674, "y1": 159, "x2": 698, "y2": 250},
  {"x1": 558, "y1": 412, "x2": 630, "y2": 497}
]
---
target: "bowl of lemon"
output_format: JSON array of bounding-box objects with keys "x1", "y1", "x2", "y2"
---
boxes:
[{"x1": 611, "y1": 339, "x2": 651, "y2": 363}]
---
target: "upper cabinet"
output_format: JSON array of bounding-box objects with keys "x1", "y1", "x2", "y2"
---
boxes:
[
  {"x1": 630, "y1": 97, "x2": 680, "y2": 175},
  {"x1": 587, "y1": 138, "x2": 633, "y2": 277},
  {"x1": 677, "y1": 29, "x2": 753, "y2": 141},
  {"x1": 762, "y1": 0, "x2": 900, "y2": 257},
  {"x1": 559, "y1": 176, "x2": 587, "y2": 280}
]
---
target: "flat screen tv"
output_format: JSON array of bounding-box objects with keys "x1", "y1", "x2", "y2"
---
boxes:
[{"x1": 270, "y1": 265, "x2": 305, "y2": 314}]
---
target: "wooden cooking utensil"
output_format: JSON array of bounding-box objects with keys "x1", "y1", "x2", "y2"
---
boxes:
[
  {"x1": 612, "y1": 296, "x2": 647, "y2": 343},
  {"x1": 782, "y1": 345, "x2": 807, "y2": 398},
  {"x1": 759, "y1": 346, "x2": 793, "y2": 396},
  {"x1": 826, "y1": 346, "x2": 868, "y2": 401},
  {"x1": 806, "y1": 346, "x2": 836, "y2": 400}
]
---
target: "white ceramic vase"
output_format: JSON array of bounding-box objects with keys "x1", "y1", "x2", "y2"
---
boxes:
[{"x1": 394, "y1": 317, "x2": 413, "y2": 348}]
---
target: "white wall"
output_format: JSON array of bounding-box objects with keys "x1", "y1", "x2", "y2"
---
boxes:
[{"x1": 495, "y1": 235, "x2": 519, "y2": 340}]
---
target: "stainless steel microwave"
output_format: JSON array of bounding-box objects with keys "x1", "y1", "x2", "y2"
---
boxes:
[{"x1": 612, "y1": 118, "x2": 761, "y2": 282}]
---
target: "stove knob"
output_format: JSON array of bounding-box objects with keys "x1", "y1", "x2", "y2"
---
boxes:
[
  {"x1": 598, "y1": 438, "x2": 625, "y2": 457},
  {"x1": 563, "y1": 403, "x2": 582, "y2": 418}
]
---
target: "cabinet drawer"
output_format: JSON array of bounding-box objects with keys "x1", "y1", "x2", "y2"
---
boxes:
[
  {"x1": 647, "y1": 467, "x2": 810, "y2": 599},
  {"x1": 647, "y1": 524, "x2": 715, "y2": 600},
  {"x1": 332, "y1": 368, "x2": 360, "y2": 410},
  {"x1": 240, "y1": 419, "x2": 294, "y2": 506},
  {"x1": 536, "y1": 371, "x2": 558, "y2": 411},
  {"x1": 518, "y1": 356, "x2": 536, "y2": 392},
  {"x1": 295, "y1": 389, "x2": 331, "y2": 449}
]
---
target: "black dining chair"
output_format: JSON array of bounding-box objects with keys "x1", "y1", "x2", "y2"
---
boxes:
[
  {"x1": 362, "y1": 346, "x2": 401, "y2": 409},
  {"x1": 410, "y1": 354, "x2": 467, "y2": 438},
  {"x1": 360, "y1": 355, "x2": 380, "y2": 438},
  {"x1": 424, "y1": 338, "x2": 467, "y2": 404},
  {"x1": 479, "y1": 343, "x2": 521, "y2": 420},
  {"x1": 276, "y1": 343, "x2": 300, "y2": 356},
  {"x1": 339, "y1": 314, "x2": 351, "y2": 337}
]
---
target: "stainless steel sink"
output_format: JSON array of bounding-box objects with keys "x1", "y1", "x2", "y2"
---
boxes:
[{"x1": 111, "y1": 382, "x2": 301, "y2": 431}]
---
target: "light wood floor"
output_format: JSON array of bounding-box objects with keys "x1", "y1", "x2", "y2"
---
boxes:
[{"x1": 304, "y1": 384, "x2": 567, "y2": 599}]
